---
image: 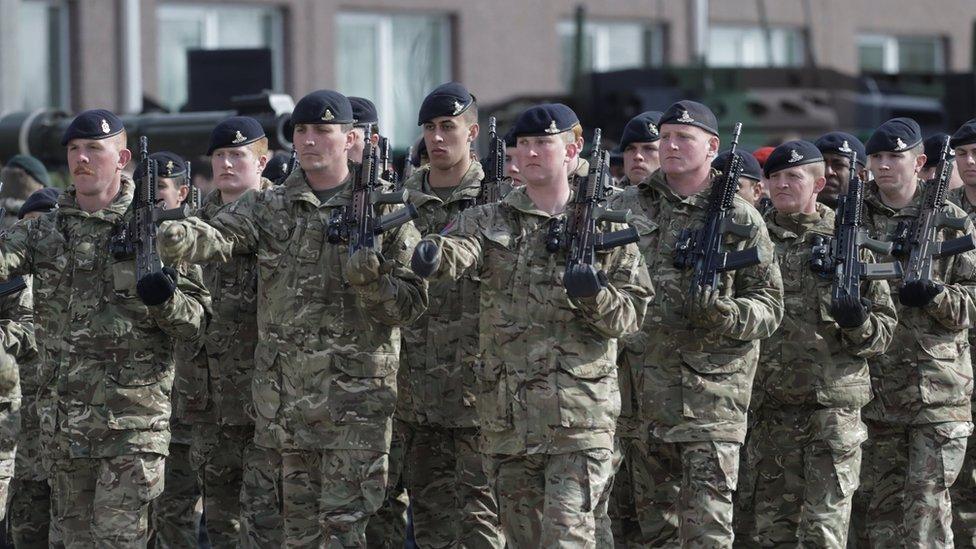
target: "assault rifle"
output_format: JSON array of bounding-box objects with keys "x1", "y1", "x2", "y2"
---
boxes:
[
  {"x1": 327, "y1": 124, "x2": 418, "y2": 253},
  {"x1": 111, "y1": 136, "x2": 189, "y2": 278},
  {"x1": 278, "y1": 146, "x2": 299, "y2": 185},
  {"x1": 893, "y1": 136, "x2": 976, "y2": 282},
  {"x1": 185, "y1": 161, "x2": 201, "y2": 211},
  {"x1": 673, "y1": 123, "x2": 764, "y2": 292},
  {"x1": 553, "y1": 128, "x2": 639, "y2": 295},
  {"x1": 378, "y1": 136, "x2": 396, "y2": 183},
  {"x1": 398, "y1": 145, "x2": 416, "y2": 190},
  {"x1": 810, "y1": 151, "x2": 902, "y2": 306},
  {"x1": 478, "y1": 116, "x2": 506, "y2": 205}
]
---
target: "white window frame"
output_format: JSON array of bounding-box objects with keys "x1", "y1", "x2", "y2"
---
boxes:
[
  {"x1": 707, "y1": 25, "x2": 805, "y2": 68},
  {"x1": 858, "y1": 33, "x2": 945, "y2": 74},
  {"x1": 557, "y1": 20, "x2": 665, "y2": 72},
  {"x1": 20, "y1": 0, "x2": 70, "y2": 109}
]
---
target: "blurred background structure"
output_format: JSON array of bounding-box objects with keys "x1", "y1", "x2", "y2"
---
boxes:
[{"x1": 0, "y1": 0, "x2": 974, "y2": 165}]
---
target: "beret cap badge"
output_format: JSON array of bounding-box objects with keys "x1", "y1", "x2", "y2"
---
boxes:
[
  {"x1": 544, "y1": 120, "x2": 560, "y2": 134},
  {"x1": 839, "y1": 140, "x2": 853, "y2": 153},
  {"x1": 895, "y1": 137, "x2": 908, "y2": 151},
  {"x1": 232, "y1": 131, "x2": 247, "y2": 144},
  {"x1": 452, "y1": 101, "x2": 464, "y2": 116},
  {"x1": 677, "y1": 110, "x2": 695, "y2": 123},
  {"x1": 321, "y1": 108, "x2": 335, "y2": 122},
  {"x1": 648, "y1": 123, "x2": 658, "y2": 136},
  {"x1": 100, "y1": 119, "x2": 110, "y2": 134},
  {"x1": 789, "y1": 149, "x2": 804, "y2": 163},
  {"x1": 165, "y1": 160, "x2": 175, "y2": 175}
]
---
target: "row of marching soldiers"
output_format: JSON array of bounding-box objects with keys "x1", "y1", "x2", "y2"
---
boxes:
[{"x1": 0, "y1": 80, "x2": 975, "y2": 549}]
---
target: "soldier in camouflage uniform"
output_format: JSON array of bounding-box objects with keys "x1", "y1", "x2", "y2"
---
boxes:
[
  {"x1": 158, "y1": 90, "x2": 428, "y2": 547},
  {"x1": 711, "y1": 150, "x2": 764, "y2": 210},
  {"x1": 0, "y1": 110, "x2": 210, "y2": 547},
  {"x1": 6, "y1": 189, "x2": 60, "y2": 548},
  {"x1": 815, "y1": 132, "x2": 868, "y2": 210},
  {"x1": 948, "y1": 118, "x2": 976, "y2": 548},
  {"x1": 617, "y1": 111, "x2": 662, "y2": 188},
  {"x1": 178, "y1": 118, "x2": 280, "y2": 547},
  {"x1": 853, "y1": 117, "x2": 976, "y2": 548},
  {"x1": 410, "y1": 103, "x2": 653, "y2": 547},
  {"x1": 0, "y1": 155, "x2": 50, "y2": 230},
  {"x1": 738, "y1": 141, "x2": 897, "y2": 547},
  {"x1": 135, "y1": 151, "x2": 205, "y2": 549},
  {"x1": 606, "y1": 100, "x2": 784, "y2": 548},
  {"x1": 389, "y1": 82, "x2": 505, "y2": 548}
]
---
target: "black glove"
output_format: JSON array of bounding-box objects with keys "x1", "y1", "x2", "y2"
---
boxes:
[
  {"x1": 411, "y1": 240, "x2": 441, "y2": 279},
  {"x1": 898, "y1": 279, "x2": 944, "y2": 308},
  {"x1": 830, "y1": 295, "x2": 869, "y2": 329},
  {"x1": 136, "y1": 267, "x2": 179, "y2": 306},
  {"x1": 564, "y1": 264, "x2": 608, "y2": 298}
]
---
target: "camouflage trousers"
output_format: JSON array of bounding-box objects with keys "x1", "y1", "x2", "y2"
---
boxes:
[
  {"x1": 853, "y1": 420, "x2": 973, "y2": 548},
  {"x1": 150, "y1": 440, "x2": 201, "y2": 548},
  {"x1": 735, "y1": 405, "x2": 866, "y2": 548},
  {"x1": 605, "y1": 437, "x2": 680, "y2": 547},
  {"x1": 240, "y1": 443, "x2": 284, "y2": 548},
  {"x1": 951, "y1": 425, "x2": 976, "y2": 548},
  {"x1": 50, "y1": 453, "x2": 165, "y2": 548},
  {"x1": 365, "y1": 419, "x2": 409, "y2": 548},
  {"x1": 402, "y1": 423, "x2": 504, "y2": 548},
  {"x1": 190, "y1": 423, "x2": 258, "y2": 547},
  {"x1": 593, "y1": 438, "x2": 623, "y2": 548},
  {"x1": 280, "y1": 448, "x2": 388, "y2": 548},
  {"x1": 8, "y1": 478, "x2": 54, "y2": 548},
  {"x1": 608, "y1": 439, "x2": 739, "y2": 548},
  {"x1": 486, "y1": 447, "x2": 614, "y2": 548}
]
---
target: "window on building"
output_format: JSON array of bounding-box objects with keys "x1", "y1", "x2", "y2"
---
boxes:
[
  {"x1": 858, "y1": 34, "x2": 945, "y2": 73},
  {"x1": 19, "y1": 0, "x2": 68, "y2": 110},
  {"x1": 557, "y1": 20, "x2": 665, "y2": 89},
  {"x1": 336, "y1": 12, "x2": 451, "y2": 150},
  {"x1": 707, "y1": 26, "x2": 806, "y2": 68},
  {"x1": 157, "y1": 4, "x2": 283, "y2": 111}
]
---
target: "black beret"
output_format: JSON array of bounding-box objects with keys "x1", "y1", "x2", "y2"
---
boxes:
[
  {"x1": 865, "y1": 117, "x2": 922, "y2": 156},
  {"x1": 61, "y1": 109, "x2": 125, "y2": 145},
  {"x1": 18, "y1": 187, "x2": 60, "y2": 219},
  {"x1": 134, "y1": 151, "x2": 187, "y2": 181},
  {"x1": 659, "y1": 100, "x2": 719, "y2": 137},
  {"x1": 923, "y1": 133, "x2": 953, "y2": 169},
  {"x1": 950, "y1": 118, "x2": 976, "y2": 149},
  {"x1": 349, "y1": 96, "x2": 378, "y2": 127},
  {"x1": 3, "y1": 154, "x2": 50, "y2": 186},
  {"x1": 291, "y1": 90, "x2": 355, "y2": 126},
  {"x1": 417, "y1": 82, "x2": 476, "y2": 125},
  {"x1": 262, "y1": 150, "x2": 291, "y2": 180},
  {"x1": 763, "y1": 140, "x2": 824, "y2": 178},
  {"x1": 411, "y1": 138, "x2": 428, "y2": 168},
  {"x1": 207, "y1": 116, "x2": 265, "y2": 156},
  {"x1": 503, "y1": 128, "x2": 516, "y2": 149},
  {"x1": 815, "y1": 132, "x2": 866, "y2": 167},
  {"x1": 511, "y1": 103, "x2": 579, "y2": 138},
  {"x1": 618, "y1": 111, "x2": 663, "y2": 151},
  {"x1": 712, "y1": 150, "x2": 762, "y2": 181}
]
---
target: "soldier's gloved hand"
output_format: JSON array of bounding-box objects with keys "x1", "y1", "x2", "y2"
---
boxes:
[
  {"x1": 136, "y1": 267, "x2": 179, "y2": 306},
  {"x1": 411, "y1": 240, "x2": 441, "y2": 279},
  {"x1": 344, "y1": 248, "x2": 383, "y2": 286},
  {"x1": 830, "y1": 295, "x2": 870, "y2": 328},
  {"x1": 564, "y1": 264, "x2": 608, "y2": 298},
  {"x1": 687, "y1": 286, "x2": 736, "y2": 330},
  {"x1": 898, "y1": 279, "x2": 944, "y2": 308},
  {"x1": 159, "y1": 221, "x2": 191, "y2": 263}
]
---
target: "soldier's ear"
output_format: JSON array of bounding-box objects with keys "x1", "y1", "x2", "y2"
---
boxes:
[
  {"x1": 468, "y1": 123, "x2": 480, "y2": 143},
  {"x1": 707, "y1": 136, "x2": 720, "y2": 157},
  {"x1": 915, "y1": 153, "x2": 927, "y2": 174},
  {"x1": 257, "y1": 154, "x2": 269, "y2": 174},
  {"x1": 117, "y1": 148, "x2": 132, "y2": 170},
  {"x1": 813, "y1": 175, "x2": 827, "y2": 194}
]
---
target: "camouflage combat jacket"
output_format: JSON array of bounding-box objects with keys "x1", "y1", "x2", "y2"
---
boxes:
[
  {"x1": 758, "y1": 203, "x2": 896, "y2": 410},
  {"x1": 949, "y1": 187, "x2": 976, "y2": 405},
  {"x1": 423, "y1": 186, "x2": 653, "y2": 455},
  {"x1": 861, "y1": 183, "x2": 976, "y2": 425},
  {"x1": 398, "y1": 162, "x2": 485, "y2": 428},
  {"x1": 0, "y1": 277, "x2": 43, "y2": 480},
  {"x1": 159, "y1": 165, "x2": 428, "y2": 453},
  {"x1": 607, "y1": 170, "x2": 784, "y2": 445},
  {"x1": 178, "y1": 180, "x2": 273, "y2": 427},
  {"x1": 0, "y1": 178, "x2": 210, "y2": 458}
]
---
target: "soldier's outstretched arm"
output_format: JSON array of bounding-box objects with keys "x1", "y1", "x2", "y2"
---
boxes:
[
  {"x1": 724, "y1": 219, "x2": 785, "y2": 341},
  {"x1": 569, "y1": 242, "x2": 654, "y2": 339},
  {"x1": 923, "y1": 219, "x2": 976, "y2": 331},
  {"x1": 0, "y1": 285, "x2": 37, "y2": 364},
  {"x1": 0, "y1": 221, "x2": 35, "y2": 281},
  {"x1": 158, "y1": 190, "x2": 263, "y2": 265},
  {"x1": 347, "y1": 220, "x2": 429, "y2": 327},
  {"x1": 143, "y1": 261, "x2": 211, "y2": 342},
  {"x1": 843, "y1": 276, "x2": 898, "y2": 358},
  {"x1": 411, "y1": 211, "x2": 485, "y2": 282}
]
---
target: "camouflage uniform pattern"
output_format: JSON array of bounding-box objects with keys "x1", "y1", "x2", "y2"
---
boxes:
[
  {"x1": 605, "y1": 170, "x2": 784, "y2": 548},
  {"x1": 395, "y1": 161, "x2": 504, "y2": 547},
  {"x1": 239, "y1": 443, "x2": 283, "y2": 548},
  {"x1": 180, "y1": 182, "x2": 271, "y2": 545},
  {"x1": 365, "y1": 418, "x2": 409, "y2": 548},
  {"x1": 0, "y1": 178, "x2": 210, "y2": 546},
  {"x1": 158, "y1": 164, "x2": 427, "y2": 545},
  {"x1": 949, "y1": 186, "x2": 976, "y2": 547},
  {"x1": 852, "y1": 182, "x2": 976, "y2": 547},
  {"x1": 738, "y1": 205, "x2": 896, "y2": 547},
  {"x1": 150, "y1": 422, "x2": 201, "y2": 548},
  {"x1": 0, "y1": 341, "x2": 19, "y2": 523},
  {"x1": 421, "y1": 185, "x2": 653, "y2": 544}
]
